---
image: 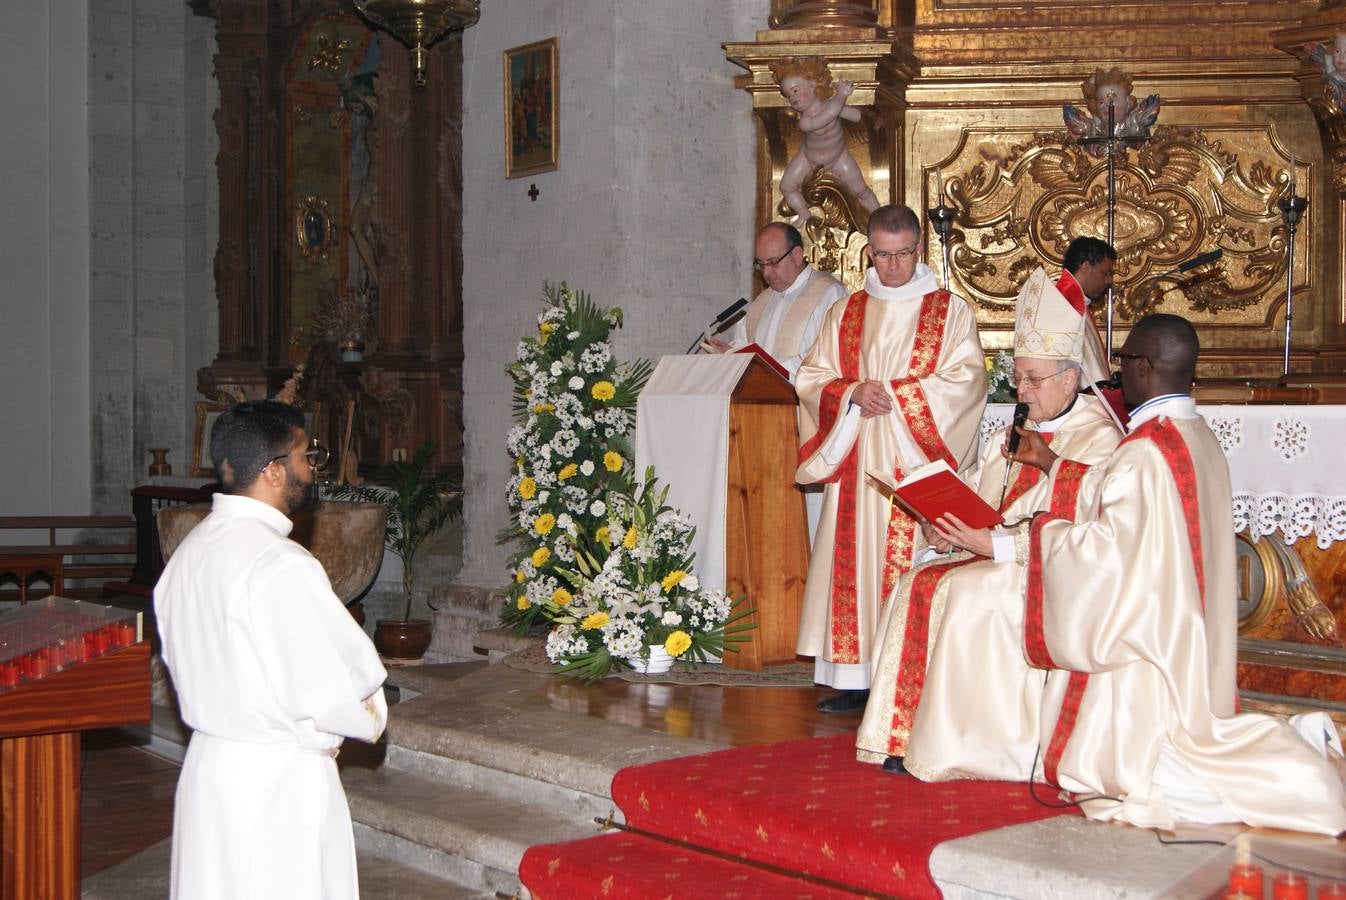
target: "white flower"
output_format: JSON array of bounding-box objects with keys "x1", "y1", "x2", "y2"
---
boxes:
[
  {"x1": 568, "y1": 375, "x2": 584, "y2": 390},
  {"x1": 556, "y1": 513, "x2": 573, "y2": 531},
  {"x1": 661, "y1": 611, "x2": 682, "y2": 626},
  {"x1": 580, "y1": 460, "x2": 595, "y2": 476},
  {"x1": 550, "y1": 361, "x2": 564, "y2": 377},
  {"x1": 590, "y1": 499, "x2": 606, "y2": 517},
  {"x1": 681, "y1": 574, "x2": 699, "y2": 592},
  {"x1": 567, "y1": 330, "x2": 580, "y2": 340}
]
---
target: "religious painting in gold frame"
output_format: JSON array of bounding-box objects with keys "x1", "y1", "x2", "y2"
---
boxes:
[{"x1": 503, "y1": 38, "x2": 558, "y2": 179}]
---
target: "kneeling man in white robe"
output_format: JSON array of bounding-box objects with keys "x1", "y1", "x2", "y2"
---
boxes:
[{"x1": 156, "y1": 399, "x2": 389, "y2": 899}]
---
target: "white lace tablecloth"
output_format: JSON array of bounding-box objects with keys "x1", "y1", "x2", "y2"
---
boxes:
[{"x1": 983, "y1": 403, "x2": 1346, "y2": 549}]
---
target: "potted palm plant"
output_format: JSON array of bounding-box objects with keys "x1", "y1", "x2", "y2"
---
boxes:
[{"x1": 332, "y1": 442, "x2": 462, "y2": 664}]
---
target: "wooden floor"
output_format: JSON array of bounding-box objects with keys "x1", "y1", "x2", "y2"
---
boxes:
[{"x1": 80, "y1": 675, "x2": 860, "y2": 875}]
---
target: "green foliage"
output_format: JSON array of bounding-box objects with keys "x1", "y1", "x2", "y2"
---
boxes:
[{"x1": 330, "y1": 441, "x2": 462, "y2": 620}]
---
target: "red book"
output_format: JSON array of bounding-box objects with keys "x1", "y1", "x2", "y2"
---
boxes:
[
  {"x1": 734, "y1": 343, "x2": 790, "y2": 381},
  {"x1": 869, "y1": 459, "x2": 1002, "y2": 529}
]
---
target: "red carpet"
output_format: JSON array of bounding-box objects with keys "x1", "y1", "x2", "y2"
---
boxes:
[{"x1": 521, "y1": 734, "x2": 1072, "y2": 898}]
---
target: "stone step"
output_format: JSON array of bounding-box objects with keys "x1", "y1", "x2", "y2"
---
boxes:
[
  {"x1": 345, "y1": 765, "x2": 602, "y2": 896},
  {"x1": 80, "y1": 837, "x2": 493, "y2": 900}
]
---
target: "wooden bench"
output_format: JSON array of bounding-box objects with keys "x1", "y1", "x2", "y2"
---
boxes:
[{"x1": 0, "y1": 516, "x2": 135, "y2": 602}]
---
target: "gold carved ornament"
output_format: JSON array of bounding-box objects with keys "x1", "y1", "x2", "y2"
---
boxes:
[
  {"x1": 308, "y1": 34, "x2": 352, "y2": 73},
  {"x1": 940, "y1": 126, "x2": 1299, "y2": 323},
  {"x1": 295, "y1": 195, "x2": 336, "y2": 264}
]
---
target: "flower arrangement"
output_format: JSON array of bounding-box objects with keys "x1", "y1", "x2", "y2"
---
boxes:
[
  {"x1": 499, "y1": 283, "x2": 652, "y2": 632},
  {"x1": 537, "y1": 469, "x2": 754, "y2": 681},
  {"x1": 985, "y1": 350, "x2": 1016, "y2": 403}
]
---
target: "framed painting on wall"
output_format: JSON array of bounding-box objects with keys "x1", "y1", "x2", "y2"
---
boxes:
[
  {"x1": 190, "y1": 401, "x2": 324, "y2": 478},
  {"x1": 503, "y1": 37, "x2": 558, "y2": 179}
]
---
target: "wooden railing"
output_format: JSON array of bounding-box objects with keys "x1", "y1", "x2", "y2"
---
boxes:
[{"x1": 0, "y1": 516, "x2": 135, "y2": 602}]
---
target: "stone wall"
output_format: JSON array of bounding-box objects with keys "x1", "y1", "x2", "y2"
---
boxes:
[
  {"x1": 88, "y1": 0, "x2": 217, "y2": 513},
  {"x1": 0, "y1": 0, "x2": 92, "y2": 517},
  {"x1": 456, "y1": 0, "x2": 770, "y2": 595}
]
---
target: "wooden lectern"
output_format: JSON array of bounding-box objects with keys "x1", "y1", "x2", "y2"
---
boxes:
[
  {"x1": 722, "y1": 357, "x2": 810, "y2": 670},
  {"x1": 0, "y1": 641, "x2": 151, "y2": 899},
  {"x1": 636, "y1": 352, "x2": 810, "y2": 672}
]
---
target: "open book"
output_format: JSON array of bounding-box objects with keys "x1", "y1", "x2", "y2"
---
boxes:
[
  {"x1": 867, "y1": 459, "x2": 1002, "y2": 529},
  {"x1": 734, "y1": 343, "x2": 790, "y2": 381}
]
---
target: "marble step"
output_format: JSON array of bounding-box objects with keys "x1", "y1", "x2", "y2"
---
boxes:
[{"x1": 345, "y1": 765, "x2": 602, "y2": 896}]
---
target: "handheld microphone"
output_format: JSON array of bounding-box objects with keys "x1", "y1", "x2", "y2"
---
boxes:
[
  {"x1": 708, "y1": 297, "x2": 748, "y2": 330},
  {"x1": 997, "y1": 402, "x2": 1031, "y2": 512},
  {"x1": 1005, "y1": 402, "x2": 1030, "y2": 455},
  {"x1": 1144, "y1": 249, "x2": 1223, "y2": 283}
]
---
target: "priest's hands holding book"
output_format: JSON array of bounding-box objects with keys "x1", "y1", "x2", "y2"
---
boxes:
[{"x1": 930, "y1": 512, "x2": 994, "y2": 558}]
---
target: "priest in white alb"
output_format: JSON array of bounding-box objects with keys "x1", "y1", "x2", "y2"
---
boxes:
[
  {"x1": 856, "y1": 266, "x2": 1122, "y2": 770},
  {"x1": 906, "y1": 315, "x2": 1346, "y2": 835},
  {"x1": 156, "y1": 400, "x2": 389, "y2": 899},
  {"x1": 795, "y1": 204, "x2": 987, "y2": 713},
  {"x1": 708, "y1": 221, "x2": 847, "y2": 542}
]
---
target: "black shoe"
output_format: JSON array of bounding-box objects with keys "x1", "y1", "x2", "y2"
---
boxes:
[
  {"x1": 881, "y1": 755, "x2": 907, "y2": 775},
  {"x1": 815, "y1": 689, "x2": 870, "y2": 713}
]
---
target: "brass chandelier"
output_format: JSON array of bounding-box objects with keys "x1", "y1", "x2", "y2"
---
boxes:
[{"x1": 352, "y1": 0, "x2": 481, "y2": 89}]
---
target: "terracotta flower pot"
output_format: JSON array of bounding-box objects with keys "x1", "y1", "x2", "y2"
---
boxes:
[{"x1": 374, "y1": 618, "x2": 432, "y2": 665}]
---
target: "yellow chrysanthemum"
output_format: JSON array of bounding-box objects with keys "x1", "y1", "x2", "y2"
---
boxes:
[
  {"x1": 514, "y1": 456, "x2": 525, "y2": 470},
  {"x1": 984, "y1": 356, "x2": 994, "y2": 373},
  {"x1": 552, "y1": 587, "x2": 573, "y2": 606},
  {"x1": 530, "y1": 402, "x2": 555, "y2": 414},
  {"x1": 533, "y1": 513, "x2": 556, "y2": 536},
  {"x1": 516, "y1": 596, "x2": 531, "y2": 610},
  {"x1": 622, "y1": 526, "x2": 639, "y2": 549},
  {"x1": 531, "y1": 547, "x2": 551, "y2": 567},
  {"x1": 664, "y1": 631, "x2": 692, "y2": 657},
  {"x1": 660, "y1": 570, "x2": 687, "y2": 593},
  {"x1": 591, "y1": 381, "x2": 616, "y2": 402},
  {"x1": 595, "y1": 526, "x2": 611, "y2": 546},
  {"x1": 603, "y1": 451, "x2": 623, "y2": 472},
  {"x1": 515, "y1": 569, "x2": 526, "y2": 583},
  {"x1": 538, "y1": 322, "x2": 557, "y2": 343},
  {"x1": 518, "y1": 477, "x2": 537, "y2": 500},
  {"x1": 581, "y1": 611, "x2": 610, "y2": 630},
  {"x1": 558, "y1": 463, "x2": 578, "y2": 481}
]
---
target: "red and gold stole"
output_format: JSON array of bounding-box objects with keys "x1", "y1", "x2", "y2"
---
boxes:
[
  {"x1": 1027, "y1": 416, "x2": 1203, "y2": 786},
  {"x1": 801, "y1": 290, "x2": 953, "y2": 664}
]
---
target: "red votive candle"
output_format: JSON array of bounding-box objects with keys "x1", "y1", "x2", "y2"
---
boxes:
[
  {"x1": 0, "y1": 662, "x2": 18, "y2": 688},
  {"x1": 90, "y1": 628, "x2": 108, "y2": 655},
  {"x1": 1274, "y1": 872, "x2": 1310, "y2": 900},
  {"x1": 1229, "y1": 863, "x2": 1265, "y2": 896},
  {"x1": 31, "y1": 653, "x2": 48, "y2": 679},
  {"x1": 116, "y1": 621, "x2": 136, "y2": 646},
  {"x1": 1318, "y1": 882, "x2": 1346, "y2": 898}
]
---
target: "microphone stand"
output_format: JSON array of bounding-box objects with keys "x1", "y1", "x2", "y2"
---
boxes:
[
  {"x1": 1105, "y1": 104, "x2": 1117, "y2": 357},
  {"x1": 1277, "y1": 184, "x2": 1308, "y2": 377},
  {"x1": 927, "y1": 202, "x2": 956, "y2": 290}
]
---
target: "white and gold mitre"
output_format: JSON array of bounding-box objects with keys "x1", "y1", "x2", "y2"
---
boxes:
[{"x1": 1014, "y1": 267, "x2": 1087, "y2": 364}]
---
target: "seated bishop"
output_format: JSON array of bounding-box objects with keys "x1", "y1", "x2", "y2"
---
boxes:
[
  {"x1": 856, "y1": 266, "x2": 1122, "y2": 770},
  {"x1": 900, "y1": 311, "x2": 1346, "y2": 836}
]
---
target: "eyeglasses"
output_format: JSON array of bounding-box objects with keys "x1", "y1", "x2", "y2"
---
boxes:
[
  {"x1": 1011, "y1": 370, "x2": 1070, "y2": 390},
  {"x1": 1111, "y1": 351, "x2": 1152, "y2": 367},
  {"x1": 268, "y1": 444, "x2": 330, "y2": 470},
  {"x1": 869, "y1": 245, "x2": 919, "y2": 263},
  {"x1": 752, "y1": 249, "x2": 795, "y2": 271}
]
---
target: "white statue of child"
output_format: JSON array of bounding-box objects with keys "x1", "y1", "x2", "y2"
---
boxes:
[{"x1": 768, "y1": 57, "x2": 880, "y2": 226}]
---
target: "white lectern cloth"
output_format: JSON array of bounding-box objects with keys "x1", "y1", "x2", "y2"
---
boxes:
[{"x1": 635, "y1": 354, "x2": 755, "y2": 593}]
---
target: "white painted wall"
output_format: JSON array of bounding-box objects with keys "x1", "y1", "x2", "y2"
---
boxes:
[
  {"x1": 457, "y1": 0, "x2": 770, "y2": 587},
  {"x1": 0, "y1": 0, "x2": 92, "y2": 516}
]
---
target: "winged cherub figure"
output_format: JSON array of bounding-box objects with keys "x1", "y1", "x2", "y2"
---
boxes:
[
  {"x1": 768, "y1": 56, "x2": 880, "y2": 225},
  {"x1": 1306, "y1": 33, "x2": 1346, "y2": 111},
  {"x1": 1063, "y1": 67, "x2": 1160, "y2": 154}
]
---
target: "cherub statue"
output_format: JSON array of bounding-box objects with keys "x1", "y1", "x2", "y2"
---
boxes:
[
  {"x1": 1306, "y1": 33, "x2": 1346, "y2": 111},
  {"x1": 768, "y1": 56, "x2": 880, "y2": 226},
  {"x1": 1063, "y1": 67, "x2": 1160, "y2": 151}
]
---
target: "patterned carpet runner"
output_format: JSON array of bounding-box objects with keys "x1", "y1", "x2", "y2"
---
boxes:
[{"x1": 520, "y1": 733, "x2": 1072, "y2": 898}]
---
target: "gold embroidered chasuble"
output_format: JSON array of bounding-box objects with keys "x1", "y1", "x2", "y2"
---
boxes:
[
  {"x1": 909, "y1": 401, "x2": 1346, "y2": 835},
  {"x1": 856, "y1": 394, "x2": 1120, "y2": 764},
  {"x1": 794, "y1": 265, "x2": 987, "y2": 686}
]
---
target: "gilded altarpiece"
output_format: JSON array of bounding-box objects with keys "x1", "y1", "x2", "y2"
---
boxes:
[{"x1": 731, "y1": 0, "x2": 1346, "y2": 716}]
